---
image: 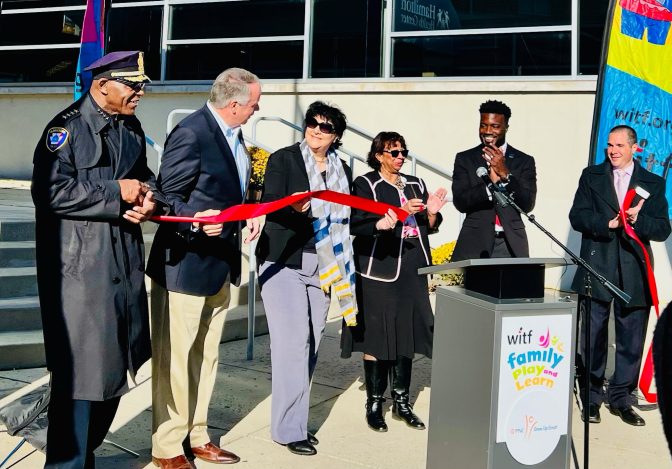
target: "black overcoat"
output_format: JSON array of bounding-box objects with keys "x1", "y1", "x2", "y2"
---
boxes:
[
  {"x1": 31, "y1": 94, "x2": 155, "y2": 400},
  {"x1": 569, "y1": 161, "x2": 670, "y2": 306}
]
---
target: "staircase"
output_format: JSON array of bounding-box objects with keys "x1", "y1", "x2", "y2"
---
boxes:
[{"x1": 0, "y1": 189, "x2": 43, "y2": 370}]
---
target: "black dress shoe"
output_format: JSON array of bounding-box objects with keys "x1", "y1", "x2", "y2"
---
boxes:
[
  {"x1": 307, "y1": 432, "x2": 319, "y2": 445},
  {"x1": 610, "y1": 406, "x2": 645, "y2": 426},
  {"x1": 581, "y1": 404, "x2": 601, "y2": 424},
  {"x1": 286, "y1": 440, "x2": 317, "y2": 456}
]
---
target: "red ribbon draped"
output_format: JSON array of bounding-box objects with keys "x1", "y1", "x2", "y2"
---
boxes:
[
  {"x1": 619, "y1": 188, "x2": 660, "y2": 403},
  {"x1": 151, "y1": 189, "x2": 410, "y2": 224}
]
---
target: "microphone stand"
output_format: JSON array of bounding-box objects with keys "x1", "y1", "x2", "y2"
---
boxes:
[{"x1": 492, "y1": 185, "x2": 630, "y2": 469}]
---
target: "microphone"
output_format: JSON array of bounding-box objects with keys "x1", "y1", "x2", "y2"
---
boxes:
[{"x1": 476, "y1": 167, "x2": 509, "y2": 207}]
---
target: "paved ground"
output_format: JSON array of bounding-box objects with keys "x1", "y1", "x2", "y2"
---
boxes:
[
  {"x1": 0, "y1": 183, "x2": 670, "y2": 468},
  {"x1": 0, "y1": 319, "x2": 671, "y2": 469}
]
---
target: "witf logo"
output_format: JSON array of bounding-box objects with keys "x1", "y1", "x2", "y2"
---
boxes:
[
  {"x1": 619, "y1": 0, "x2": 672, "y2": 46},
  {"x1": 507, "y1": 327, "x2": 533, "y2": 345}
]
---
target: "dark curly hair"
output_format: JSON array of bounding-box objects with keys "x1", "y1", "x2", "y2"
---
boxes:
[
  {"x1": 304, "y1": 101, "x2": 347, "y2": 149},
  {"x1": 479, "y1": 100, "x2": 512, "y2": 123},
  {"x1": 366, "y1": 131, "x2": 407, "y2": 170}
]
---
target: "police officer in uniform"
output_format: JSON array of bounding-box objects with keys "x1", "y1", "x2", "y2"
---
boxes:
[{"x1": 31, "y1": 51, "x2": 157, "y2": 468}]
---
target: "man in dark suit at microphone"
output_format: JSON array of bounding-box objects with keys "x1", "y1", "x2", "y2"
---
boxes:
[{"x1": 451, "y1": 100, "x2": 537, "y2": 261}]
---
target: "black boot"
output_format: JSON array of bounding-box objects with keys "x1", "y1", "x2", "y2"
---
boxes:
[
  {"x1": 363, "y1": 359, "x2": 388, "y2": 432},
  {"x1": 390, "y1": 356, "x2": 425, "y2": 430}
]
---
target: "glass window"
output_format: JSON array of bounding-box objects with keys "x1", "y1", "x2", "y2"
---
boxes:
[
  {"x1": 393, "y1": 32, "x2": 571, "y2": 77},
  {"x1": 166, "y1": 41, "x2": 303, "y2": 80},
  {"x1": 170, "y1": 0, "x2": 304, "y2": 40},
  {"x1": 0, "y1": 0, "x2": 84, "y2": 9},
  {"x1": 107, "y1": 6, "x2": 162, "y2": 81},
  {"x1": 0, "y1": 9, "x2": 84, "y2": 46},
  {"x1": 393, "y1": 0, "x2": 571, "y2": 32},
  {"x1": 311, "y1": 0, "x2": 383, "y2": 78},
  {"x1": 0, "y1": 48, "x2": 79, "y2": 83},
  {"x1": 579, "y1": 0, "x2": 609, "y2": 75}
]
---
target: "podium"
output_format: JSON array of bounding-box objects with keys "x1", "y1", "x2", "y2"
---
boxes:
[{"x1": 419, "y1": 258, "x2": 576, "y2": 469}]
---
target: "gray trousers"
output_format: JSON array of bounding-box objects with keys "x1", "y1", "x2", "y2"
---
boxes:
[{"x1": 258, "y1": 251, "x2": 330, "y2": 444}]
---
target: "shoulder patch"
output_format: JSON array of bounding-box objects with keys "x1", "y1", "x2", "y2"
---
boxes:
[{"x1": 46, "y1": 127, "x2": 69, "y2": 152}]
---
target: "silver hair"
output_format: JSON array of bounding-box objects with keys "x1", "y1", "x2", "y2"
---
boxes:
[{"x1": 209, "y1": 68, "x2": 260, "y2": 108}]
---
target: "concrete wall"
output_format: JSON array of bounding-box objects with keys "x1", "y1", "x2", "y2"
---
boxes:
[{"x1": 2, "y1": 80, "x2": 671, "y2": 303}]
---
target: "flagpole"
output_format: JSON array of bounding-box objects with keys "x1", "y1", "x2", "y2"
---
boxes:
[
  {"x1": 581, "y1": 4, "x2": 618, "y2": 469},
  {"x1": 587, "y1": 0, "x2": 618, "y2": 166}
]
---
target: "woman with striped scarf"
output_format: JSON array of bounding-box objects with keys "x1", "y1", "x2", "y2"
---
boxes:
[{"x1": 255, "y1": 101, "x2": 356, "y2": 456}]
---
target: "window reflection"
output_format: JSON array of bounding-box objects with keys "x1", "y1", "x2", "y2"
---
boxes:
[
  {"x1": 0, "y1": 10, "x2": 84, "y2": 46},
  {"x1": 393, "y1": 32, "x2": 571, "y2": 77},
  {"x1": 167, "y1": 42, "x2": 303, "y2": 80},
  {"x1": 0, "y1": 48, "x2": 79, "y2": 82},
  {"x1": 170, "y1": 0, "x2": 304, "y2": 40},
  {"x1": 393, "y1": 0, "x2": 571, "y2": 31},
  {"x1": 312, "y1": 0, "x2": 383, "y2": 78}
]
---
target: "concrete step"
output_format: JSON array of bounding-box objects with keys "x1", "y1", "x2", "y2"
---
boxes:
[
  {"x1": 0, "y1": 241, "x2": 35, "y2": 267},
  {"x1": 0, "y1": 267, "x2": 37, "y2": 299},
  {"x1": 0, "y1": 219, "x2": 35, "y2": 242},
  {"x1": 0, "y1": 330, "x2": 45, "y2": 371},
  {"x1": 0, "y1": 297, "x2": 41, "y2": 331}
]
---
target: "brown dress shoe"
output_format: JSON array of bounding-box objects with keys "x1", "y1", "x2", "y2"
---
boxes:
[
  {"x1": 152, "y1": 455, "x2": 194, "y2": 469},
  {"x1": 191, "y1": 442, "x2": 241, "y2": 464}
]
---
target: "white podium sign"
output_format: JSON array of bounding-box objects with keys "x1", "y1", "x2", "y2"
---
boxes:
[{"x1": 496, "y1": 314, "x2": 573, "y2": 465}]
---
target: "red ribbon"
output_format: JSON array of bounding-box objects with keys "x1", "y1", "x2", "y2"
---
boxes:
[
  {"x1": 619, "y1": 188, "x2": 660, "y2": 403},
  {"x1": 151, "y1": 189, "x2": 410, "y2": 224}
]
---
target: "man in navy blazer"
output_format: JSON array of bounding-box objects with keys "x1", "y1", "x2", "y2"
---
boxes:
[
  {"x1": 570, "y1": 125, "x2": 670, "y2": 427},
  {"x1": 451, "y1": 100, "x2": 537, "y2": 261},
  {"x1": 147, "y1": 68, "x2": 261, "y2": 469}
]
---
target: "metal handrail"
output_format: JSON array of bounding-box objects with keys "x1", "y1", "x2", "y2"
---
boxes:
[
  {"x1": 251, "y1": 116, "x2": 453, "y2": 180},
  {"x1": 149, "y1": 112, "x2": 455, "y2": 361}
]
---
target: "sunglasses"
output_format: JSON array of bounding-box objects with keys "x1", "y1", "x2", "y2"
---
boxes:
[
  {"x1": 383, "y1": 149, "x2": 409, "y2": 158},
  {"x1": 112, "y1": 78, "x2": 145, "y2": 93},
  {"x1": 305, "y1": 116, "x2": 335, "y2": 134}
]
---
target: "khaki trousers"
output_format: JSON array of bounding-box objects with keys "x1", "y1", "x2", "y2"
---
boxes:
[{"x1": 150, "y1": 280, "x2": 230, "y2": 459}]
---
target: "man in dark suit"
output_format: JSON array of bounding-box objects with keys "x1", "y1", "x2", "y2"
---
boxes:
[
  {"x1": 146, "y1": 68, "x2": 261, "y2": 469},
  {"x1": 570, "y1": 125, "x2": 670, "y2": 427},
  {"x1": 451, "y1": 100, "x2": 537, "y2": 261}
]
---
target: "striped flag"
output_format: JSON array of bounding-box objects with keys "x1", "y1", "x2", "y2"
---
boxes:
[{"x1": 74, "y1": 0, "x2": 110, "y2": 100}]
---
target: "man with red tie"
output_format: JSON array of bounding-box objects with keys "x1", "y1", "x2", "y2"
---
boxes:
[{"x1": 451, "y1": 100, "x2": 537, "y2": 261}]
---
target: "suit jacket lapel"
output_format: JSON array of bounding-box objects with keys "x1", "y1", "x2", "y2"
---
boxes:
[
  {"x1": 202, "y1": 106, "x2": 241, "y2": 182},
  {"x1": 592, "y1": 162, "x2": 620, "y2": 212}
]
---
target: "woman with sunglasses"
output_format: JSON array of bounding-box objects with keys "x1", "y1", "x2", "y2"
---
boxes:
[
  {"x1": 341, "y1": 131, "x2": 448, "y2": 433},
  {"x1": 255, "y1": 101, "x2": 356, "y2": 456}
]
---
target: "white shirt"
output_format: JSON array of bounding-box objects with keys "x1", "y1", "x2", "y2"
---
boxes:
[{"x1": 206, "y1": 102, "x2": 250, "y2": 196}]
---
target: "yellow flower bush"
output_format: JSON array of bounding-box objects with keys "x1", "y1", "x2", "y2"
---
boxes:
[
  {"x1": 430, "y1": 241, "x2": 463, "y2": 289},
  {"x1": 248, "y1": 146, "x2": 270, "y2": 188}
]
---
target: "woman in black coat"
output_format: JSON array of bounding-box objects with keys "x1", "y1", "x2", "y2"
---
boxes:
[
  {"x1": 341, "y1": 131, "x2": 448, "y2": 432},
  {"x1": 256, "y1": 102, "x2": 355, "y2": 456}
]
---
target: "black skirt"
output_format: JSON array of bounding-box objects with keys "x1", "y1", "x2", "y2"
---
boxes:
[{"x1": 341, "y1": 238, "x2": 434, "y2": 360}]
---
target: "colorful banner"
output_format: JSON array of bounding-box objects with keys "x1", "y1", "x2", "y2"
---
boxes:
[
  {"x1": 74, "y1": 0, "x2": 109, "y2": 100},
  {"x1": 151, "y1": 190, "x2": 411, "y2": 224},
  {"x1": 591, "y1": 0, "x2": 672, "y2": 220},
  {"x1": 496, "y1": 315, "x2": 573, "y2": 465}
]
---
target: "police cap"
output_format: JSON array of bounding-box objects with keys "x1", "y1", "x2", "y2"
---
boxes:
[{"x1": 84, "y1": 51, "x2": 151, "y2": 83}]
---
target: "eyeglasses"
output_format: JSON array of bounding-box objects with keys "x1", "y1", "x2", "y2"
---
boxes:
[
  {"x1": 305, "y1": 116, "x2": 335, "y2": 134},
  {"x1": 383, "y1": 149, "x2": 409, "y2": 158},
  {"x1": 112, "y1": 78, "x2": 145, "y2": 93}
]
